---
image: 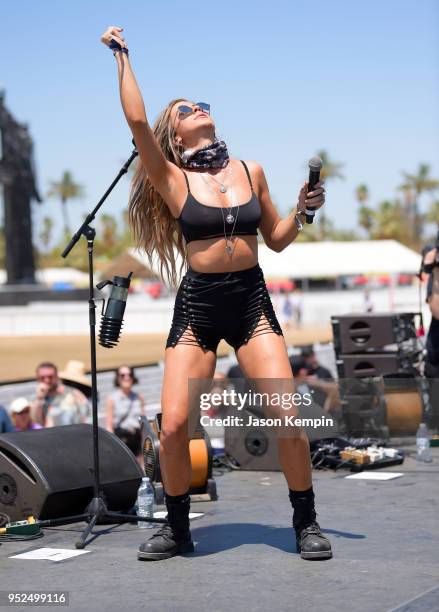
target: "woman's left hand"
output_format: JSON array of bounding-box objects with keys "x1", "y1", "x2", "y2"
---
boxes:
[{"x1": 297, "y1": 180, "x2": 326, "y2": 215}]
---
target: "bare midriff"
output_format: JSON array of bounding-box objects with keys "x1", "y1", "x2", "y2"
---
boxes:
[{"x1": 186, "y1": 235, "x2": 259, "y2": 273}]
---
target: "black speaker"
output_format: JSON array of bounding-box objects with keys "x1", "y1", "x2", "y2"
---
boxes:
[
  {"x1": 331, "y1": 313, "x2": 420, "y2": 354},
  {"x1": 0, "y1": 424, "x2": 143, "y2": 522},
  {"x1": 336, "y1": 353, "x2": 418, "y2": 378}
]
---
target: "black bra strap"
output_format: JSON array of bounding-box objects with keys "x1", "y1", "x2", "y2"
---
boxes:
[
  {"x1": 182, "y1": 170, "x2": 191, "y2": 193},
  {"x1": 240, "y1": 160, "x2": 253, "y2": 189}
]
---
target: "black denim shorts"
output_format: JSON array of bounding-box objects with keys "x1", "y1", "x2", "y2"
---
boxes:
[{"x1": 165, "y1": 263, "x2": 284, "y2": 353}]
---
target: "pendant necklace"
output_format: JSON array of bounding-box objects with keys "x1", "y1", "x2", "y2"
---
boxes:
[
  {"x1": 206, "y1": 167, "x2": 229, "y2": 193},
  {"x1": 219, "y1": 164, "x2": 239, "y2": 254},
  {"x1": 198, "y1": 165, "x2": 237, "y2": 224},
  {"x1": 223, "y1": 163, "x2": 237, "y2": 223},
  {"x1": 198, "y1": 165, "x2": 240, "y2": 254},
  {"x1": 221, "y1": 185, "x2": 240, "y2": 255}
]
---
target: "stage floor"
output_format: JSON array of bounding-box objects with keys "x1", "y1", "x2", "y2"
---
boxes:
[{"x1": 1, "y1": 440, "x2": 438, "y2": 612}]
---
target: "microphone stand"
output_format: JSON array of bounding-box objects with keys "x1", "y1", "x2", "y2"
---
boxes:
[{"x1": 39, "y1": 143, "x2": 167, "y2": 548}]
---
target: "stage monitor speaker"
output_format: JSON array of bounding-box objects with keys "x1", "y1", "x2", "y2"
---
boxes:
[
  {"x1": 225, "y1": 414, "x2": 281, "y2": 471},
  {"x1": 224, "y1": 403, "x2": 339, "y2": 471},
  {"x1": 0, "y1": 424, "x2": 143, "y2": 523},
  {"x1": 331, "y1": 313, "x2": 420, "y2": 355},
  {"x1": 336, "y1": 353, "x2": 417, "y2": 379}
]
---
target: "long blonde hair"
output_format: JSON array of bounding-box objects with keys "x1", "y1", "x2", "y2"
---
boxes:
[{"x1": 128, "y1": 98, "x2": 189, "y2": 288}]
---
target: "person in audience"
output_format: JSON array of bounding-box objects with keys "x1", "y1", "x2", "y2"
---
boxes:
[
  {"x1": 364, "y1": 288, "x2": 374, "y2": 313},
  {"x1": 281, "y1": 292, "x2": 294, "y2": 330},
  {"x1": 10, "y1": 397, "x2": 43, "y2": 431},
  {"x1": 0, "y1": 405, "x2": 14, "y2": 433},
  {"x1": 205, "y1": 371, "x2": 229, "y2": 418},
  {"x1": 290, "y1": 355, "x2": 341, "y2": 418},
  {"x1": 59, "y1": 360, "x2": 93, "y2": 402},
  {"x1": 30, "y1": 361, "x2": 91, "y2": 427},
  {"x1": 105, "y1": 365, "x2": 145, "y2": 464},
  {"x1": 289, "y1": 356, "x2": 313, "y2": 395},
  {"x1": 300, "y1": 346, "x2": 334, "y2": 381},
  {"x1": 226, "y1": 362, "x2": 244, "y2": 381},
  {"x1": 291, "y1": 289, "x2": 303, "y2": 327}
]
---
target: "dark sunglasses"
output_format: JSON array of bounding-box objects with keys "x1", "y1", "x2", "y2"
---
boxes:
[
  {"x1": 177, "y1": 102, "x2": 210, "y2": 118},
  {"x1": 118, "y1": 372, "x2": 133, "y2": 379}
]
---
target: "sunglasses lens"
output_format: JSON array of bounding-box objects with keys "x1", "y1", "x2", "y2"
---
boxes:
[
  {"x1": 178, "y1": 105, "x2": 193, "y2": 115},
  {"x1": 197, "y1": 102, "x2": 210, "y2": 114}
]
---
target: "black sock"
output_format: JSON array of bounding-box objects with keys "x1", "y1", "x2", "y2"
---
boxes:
[
  {"x1": 288, "y1": 487, "x2": 316, "y2": 531},
  {"x1": 164, "y1": 491, "x2": 191, "y2": 534},
  {"x1": 288, "y1": 486, "x2": 315, "y2": 507},
  {"x1": 165, "y1": 491, "x2": 190, "y2": 504}
]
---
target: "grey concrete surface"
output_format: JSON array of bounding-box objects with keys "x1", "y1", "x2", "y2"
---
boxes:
[{"x1": 1, "y1": 443, "x2": 438, "y2": 612}]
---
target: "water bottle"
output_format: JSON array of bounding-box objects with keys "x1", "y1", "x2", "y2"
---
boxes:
[
  {"x1": 416, "y1": 423, "x2": 433, "y2": 463},
  {"x1": 137, "y1": 477, "x2": 155, "y2": 528}
]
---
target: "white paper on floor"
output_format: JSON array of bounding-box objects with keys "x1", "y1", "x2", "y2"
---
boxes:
[
  {"x1": 153, "y1": 511, "x2": 204, "y2": 520},
  {"x1": 10, "y1": 548, "x2": 91, "y2": 562},
  {"x1": 345, "y1": 472, "x2": 404, "y2": 480}
]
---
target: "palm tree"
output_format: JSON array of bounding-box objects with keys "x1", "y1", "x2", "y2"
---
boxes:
[
  {"x1": 371, "y1": 200, "x2": 411, "y2": 244},
  {"x1": 315, "y1": 150, "x2": 345, "y2": 239},
  {"x1": 39, "y1": 216, "x2": 54, "y2": 252},
  {"x1": 398, "y1": 163, "x2": 439, "y2": 248},
  {"x1": 100, "y1": 214, "x2": 118, "y2": 253},
  {"x1": 355, "y1": 184, "x2": 374, "y2": 237},
  {"x1": 358, "y1": 206, "x2": 375, "y2": 236},
  {"x1": 355, "y1": 184, "x2": 369, "y2": 205},
  {"x1": 47, "y1": 171, "x2": 84, "y2": 236}
]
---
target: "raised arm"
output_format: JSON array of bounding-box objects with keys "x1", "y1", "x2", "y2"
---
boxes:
[{"x1": 100, "y1": 26, "x2": 184, "y2": 212}]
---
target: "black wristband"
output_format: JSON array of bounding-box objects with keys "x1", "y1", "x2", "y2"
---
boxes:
[{"x1": 109, "y1": 39, "x2": 129, "y2": 56}]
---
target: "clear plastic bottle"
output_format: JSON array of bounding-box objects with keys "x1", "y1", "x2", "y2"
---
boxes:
[
  {"x1": 416, "y1": 423, "x2": 433, "y2": 463},
  {"x1": 137, "y1": 476, "x2": 155, "y2": 528}
]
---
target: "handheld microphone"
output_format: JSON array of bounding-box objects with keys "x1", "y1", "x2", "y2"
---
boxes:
[
  {"x1": 97, "y1": 272, "x2": 133, "y2": 348},
  {"x1": 305, "y1": 156, "x2": 323, "y2": 224}
]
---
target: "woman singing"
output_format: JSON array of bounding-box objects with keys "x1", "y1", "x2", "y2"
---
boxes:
[{"x1": 100, "y1": 25, "x2": 331, "y2": 561}]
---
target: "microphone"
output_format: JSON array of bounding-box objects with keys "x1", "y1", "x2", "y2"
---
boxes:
[
  {"x1": 305, "y1": 156, "x2": 323, "y2": 224},
  {"x1": 97, "y1": 272, "x2": 133, "y2": 348}
]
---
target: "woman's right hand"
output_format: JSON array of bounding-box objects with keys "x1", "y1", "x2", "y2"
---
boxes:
[{"x1": 100, "y1": 25, "x2": 128, "y2": 51}]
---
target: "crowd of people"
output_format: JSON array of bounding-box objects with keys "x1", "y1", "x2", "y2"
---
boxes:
[{"x1": 0, "y1": 360, "x2": 146, "y2": 464}]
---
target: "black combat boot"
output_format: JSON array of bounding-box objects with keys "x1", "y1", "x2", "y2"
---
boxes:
[
  {"x1": 137, "y1": 491, "x2": 194, "y2": 561},
  {"x1": 289, "y1": 487, "x2": 332, "y2": 560}
]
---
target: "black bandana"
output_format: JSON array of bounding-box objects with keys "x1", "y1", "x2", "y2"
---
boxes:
[{"x1": 181, "y1": 139, "x2": 230, "y2": 169}]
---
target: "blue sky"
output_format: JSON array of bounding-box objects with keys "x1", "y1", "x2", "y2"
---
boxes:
[{"x1": 2, "y1": 0, "x2": 439, "y2": 248}]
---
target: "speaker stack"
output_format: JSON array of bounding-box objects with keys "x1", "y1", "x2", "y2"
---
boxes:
[{"x1": 331, "y1": 312, "x2": 425, "y2": 436}]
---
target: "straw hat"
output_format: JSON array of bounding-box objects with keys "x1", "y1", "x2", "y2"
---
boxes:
[{"x1": 59, "y1": 360, "x2": 92, "y2": 397}]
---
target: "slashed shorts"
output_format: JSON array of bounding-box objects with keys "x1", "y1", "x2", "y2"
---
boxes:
[{"x1": 165, "y1": 263, "x2": 284, "y2": 353}]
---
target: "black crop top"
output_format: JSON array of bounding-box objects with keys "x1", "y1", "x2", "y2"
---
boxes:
[{"x1": 177, "y1": 160, "x2": 262, "y2": 244}]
